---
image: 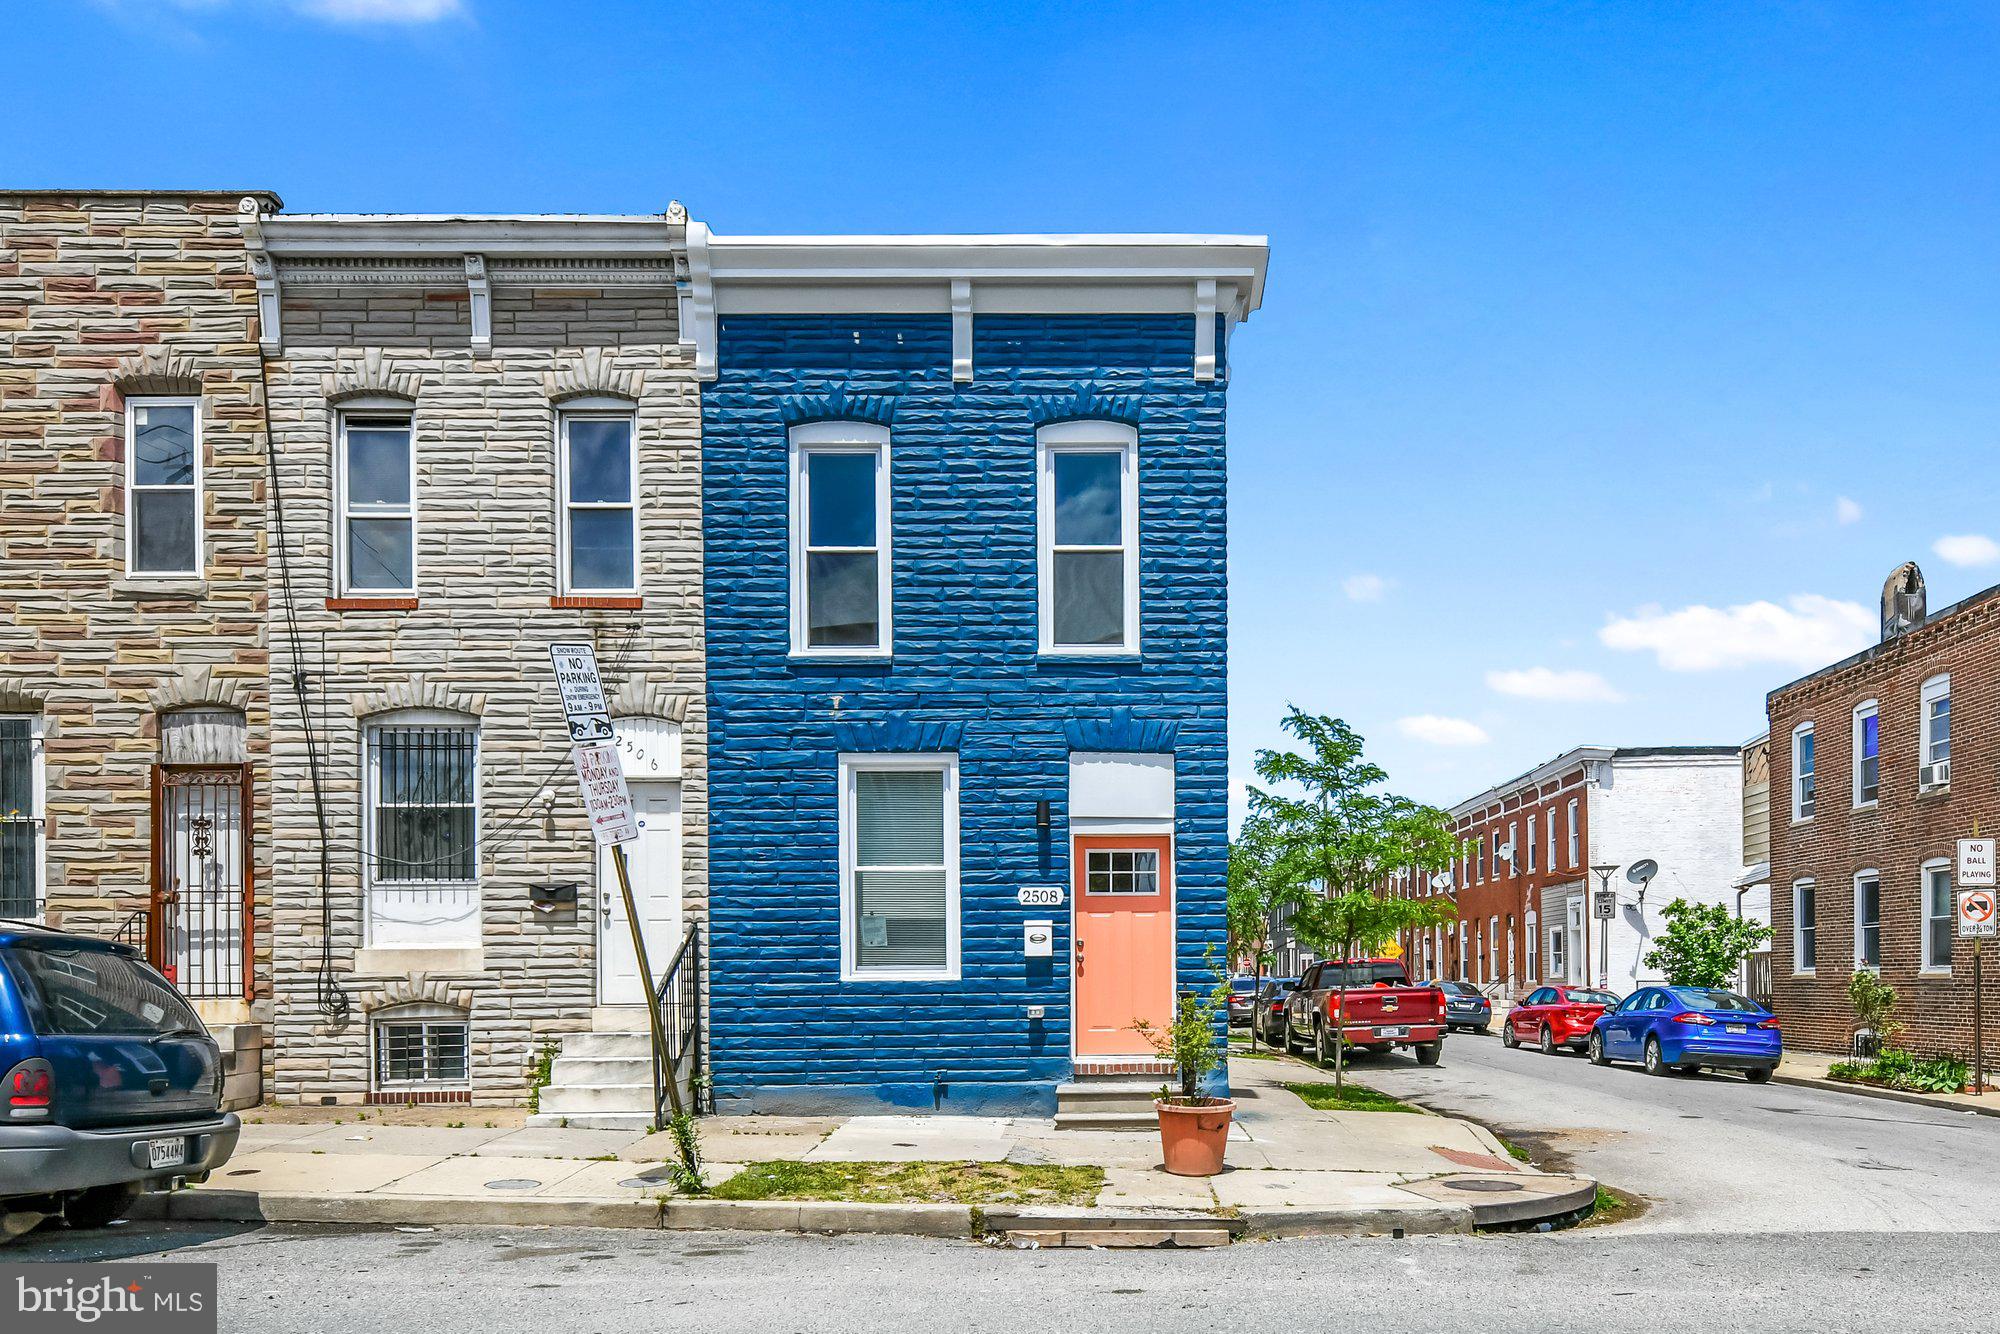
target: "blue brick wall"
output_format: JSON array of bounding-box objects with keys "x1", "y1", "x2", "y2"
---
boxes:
[{"x1": 702, "y1": 313, "x2": 1230, "y2": 1114}]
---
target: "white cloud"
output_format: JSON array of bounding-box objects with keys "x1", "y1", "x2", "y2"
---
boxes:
[
  {"x1": 1933, "y1": 534, "x2": 2000, "y2": 568},
  {"x1": 290, "y1": 0, "x2": 464, "y2": 19},
  {"x1": 1485, "y1": 667, "x2": 1626, "y2": 703},
  {"x1": 1397, "y1": 715, "x2": 1491, "y2": 747},
  {"x1": 1835, "y1": 496, "x2": 1863, "y2": 525},
  {"x1": 1341, "y1": 573, "x2": 1390, "y2": 603},
  {"x1": 1599, "y1": 595, "x2": 1873, "y2": 672}
]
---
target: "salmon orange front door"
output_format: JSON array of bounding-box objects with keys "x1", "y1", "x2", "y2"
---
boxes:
[{"x1": 1073, "y1": 834, "x2": 1174, "y2": 1057}]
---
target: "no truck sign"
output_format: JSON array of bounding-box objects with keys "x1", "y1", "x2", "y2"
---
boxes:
[{"x1": 1960, "y1": 889, "x2": 1998, "y2": 939}]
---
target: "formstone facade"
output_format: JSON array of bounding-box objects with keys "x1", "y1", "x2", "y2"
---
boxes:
[
  {"x1": 255, "y1": 212, "x2": 707, "y2": 1104},
  {"x1": 0, "y1": 192, "x2": 273, "y2": 1106}
]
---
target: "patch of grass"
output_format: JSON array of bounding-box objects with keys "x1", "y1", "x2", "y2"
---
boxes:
[
  {"x1": 710, "y1": 1160, "x2": 1104, "y2": 1206},
  {"x1": 1282, "y1": 1081, "x2": 1417, "y2": 1113},
  {"x1": 1500, "y1": 1139, "x2": 1532, "y2": 1163},
  {"x1": 1581, "y1": 1184, "x2": 1644, "y2": 1228}
]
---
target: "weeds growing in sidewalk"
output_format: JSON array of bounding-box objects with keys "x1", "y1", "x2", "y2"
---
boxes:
[
  {"x1": 1282, "y1": 1081, "x2": 1416, "y2": 1112},
  {"x1": 711, "y1": 1161, "x2": 1104, "y2": 1206}
]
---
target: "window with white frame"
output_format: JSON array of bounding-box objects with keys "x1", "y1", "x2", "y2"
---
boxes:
[
  {"x1": 337, "y1": 413, "x2": 416, "y2": 593},
  {"x1": 0, "y1": 716, "x2": 44, "y2": 918},
  {"x1": 1920, "y1": 674, "x2": 1951, "y2": 787},
  {"x1": 1922, "y1": 859, "x2": 1953, "y2": 973},
  {"x1": 1792, "y1": 723, "x2": 1815, "y2": 820},
  {"x1": 371, "y1": 1003, "x2": 469, "y2": 1090},
  {"x1": 365, "y1": 716, "x2": 479, "y2": 946},
  {"x1": 1527, "y1": 815, "x2": 1537, "y2": 873},
  {"x1": 1037, "y1": 421, "x2": 1139, "y2": 654},
  {"x1": 126, "y1": 397, "x2": 201, "y2": 575},
  {"x1": 1526, "y1": 912, "x2": 1538, "y2": 979},
  {"x1": 791, "y1": 422, "x2": 890, "y2": 655},
  {"x1": 1793, "y1": 880, "x2": 1817, "y2": 972},
  {"x1": 559, "y1": 410, "x2": 638, "y2": 593},
  {"x1": 1456, "y1": 922, "x2": 1467, "y2": 980},
  {"x1": 1566, "y1": 798, "x2": 1579, "y2": 867},
  {"x1": 1507, "y1": 822, "x2": 1519, "y2": 876},
  {"x1": 1477, "y1": 836, "x2": 1486, "y2": 883},
  {"x1": 840, "y1": 754, "x2": 958, "y2": 979},
  {"x1": 1853, "y1": 870, "x2": 1881, "y2": 969},
  {"x1": 1548, "y1": 924, "x2": 1565, "y2": 977},
  {"x1": 1546, "y1": 809, "x2": 1556, "y2": 872},
  {"x1": 1853, "y1": 701, "x2": 1879, "y2": 806}
]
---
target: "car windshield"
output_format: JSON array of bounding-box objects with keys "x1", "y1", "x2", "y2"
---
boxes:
[
  {"x1": 1670, "y1": 987, "x2": 1764, "y2": 1013},
  {"x1": 1319, "y1": 962, "x2": 1409, "y2": 987},
  {"x1": 1567, "y1": 990, "x2": 1619, "y2": 1006},
  {"x1": 1262, "y1": 978, "x2": 1300, "y2": 993},
  {"x1": 1433, "y1": 981, "x2": 1477, "y2": 996},
  {"x1": 1, "y1": 944, "x2": 204, "y2": 1037}
]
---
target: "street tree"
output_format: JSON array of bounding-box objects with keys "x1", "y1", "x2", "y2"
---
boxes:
[
  {"x1": 1227, "y1": 814, "x2": 1293, "y2": 1051},
  {"x1": 1642, "y1": 898, "x2": 1773, "y2": 989},
  {"x1": 1249, "y1": 707, "x2": 1461, "y2": 1090}
]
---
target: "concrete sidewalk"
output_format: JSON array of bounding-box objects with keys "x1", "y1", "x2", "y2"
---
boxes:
[
  {"x1": 1775, "y1": 1050, "x2": 2000, "y2": 1118},
  {"x1": 153, "y1": 1056, "x2": 1593, "y2": 1240}
]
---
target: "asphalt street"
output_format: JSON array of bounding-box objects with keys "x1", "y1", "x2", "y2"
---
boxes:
[{"x1": 1333, "y1": 1026, "x2": 2000, "y2": 1232}]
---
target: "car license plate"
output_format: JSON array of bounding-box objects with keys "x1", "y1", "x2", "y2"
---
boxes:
[
  {"x1": 1726, "y1": 1024, "x2": 1748, "y2": 1035},
  {"x1": 147, "y1": 1137, "x2": 187, "y2": 1170},
  {"x1": 1376, "y1": 1025, "x2": 1409, "y2": 1039}
]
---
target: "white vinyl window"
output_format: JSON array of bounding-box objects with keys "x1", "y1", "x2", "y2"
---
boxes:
[
  {"x1": 126, "y1": 397, "x2": 201, "y2": 575},
  {"x1": 1920, "y1": 674, "x2": 1951, "y2": 788},
  {"x1": 1526, "y1": 912, "x2": 1539, "y2": 979},
  {"x1": 1546, "y1": 810, "x2": 1556, "y2": 872},
  {"x1": 1853, "y1": 701, "x2": 1879, "y2": 807},
  {"x1": 1792, "y1": 879, "x2": 1817, "y2": 974},
  {"x1": 558, "y1": 410, "x2": 638, "y2": 593},
  {"x1": 839, "y1": 753, "x2": 959, "y2": 980},
  {"x1": 364, "y1": 715, "x2": 479, "y2": 946},
  {"x1": 337, "y1": 413, "x2": 416, "y2": 593},
  {"x1": 372, "y1": 1003, "x2": 470, "y2": 1090},
  {"x1": 1922, "y1": 859, "x2": 1954, "y2": 974},
  {"x1": 0, "y1": 716, "x2": 45, "y2": 919},
  {"x1": 1508, "y1": 822, "x2": 1519, "y2": 877},
  {"x1": 1566, "y1": 798, "x2": 1579, "y2": 867},
  {"x1": 1853, "y1": 870, "x2": 1881, "y2": 970},
  {"x1": 1792, "y1": 723, "x2": 1815, "y2": 821},
  {"x1": 1527, "y1": 815, "x2": 1538, "y2": 873},
  {"x1": 791, "y1": 422, "x2": 891, "y2": 656},
  {"x1": 1548, "y1": 925, "x2": 1565, "y2": 977},
  {"x1": 1037, "y1": 421, "x2": 1139, "y2": 654}
]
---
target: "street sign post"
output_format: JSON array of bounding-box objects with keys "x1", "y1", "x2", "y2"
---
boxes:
[
  {"x1": 1962, "y1": 826, "x2": 1994, "y2": 1098},
  {"x1": 545, "y1": 641, "x2": 681, "y2": 1119}
]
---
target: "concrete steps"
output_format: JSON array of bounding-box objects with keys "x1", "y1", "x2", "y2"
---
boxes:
[
  {"x1": 527, "y1": 1025, "x2": 659, "y2": 1131},
  {"x1": 1054, "y1": 1078, "x2": 1165, "y2": 1131}
]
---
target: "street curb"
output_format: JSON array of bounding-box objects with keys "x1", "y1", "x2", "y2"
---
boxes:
[
  {"x1": 664, "y1": 1199, "x2": 974, "y2": 1237},
  {"x1": 146, "y1": 1190, "x2": 665, "y2": 1231},
  {"x1": 1238, "y1": 1204, "x2": 1472, "y2": 1238},
  {"x1": 1771, "y1": 1072, "x2": 2000, "y2": 1119}
]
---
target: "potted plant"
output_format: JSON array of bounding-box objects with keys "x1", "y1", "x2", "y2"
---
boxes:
[{"x1": 1135, "y1": 968, "x2": 1236, "y2": 1176}]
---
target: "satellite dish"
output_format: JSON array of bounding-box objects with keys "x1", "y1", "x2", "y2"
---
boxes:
[
  {"x1": 1496, "y1": 841, "x2": 1517, "y2": 865},
  {"x1": 1627, "y1": 859, "x2": 1659, "y2": 886},
  {"x1": 1429, "y1": 871, "x2": 1455, "y2": 892}
]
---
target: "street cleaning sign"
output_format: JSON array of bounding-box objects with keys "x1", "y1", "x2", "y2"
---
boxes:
[
  {"x1": 548, "y1": 641, "x2": 615, "y2": 744},
  {"x1": 547, "y1": 642, "x2": 636, "y2": 846},
  {"x1": 1957, "y1": 838, "x2": 1996, "y2": 888}
]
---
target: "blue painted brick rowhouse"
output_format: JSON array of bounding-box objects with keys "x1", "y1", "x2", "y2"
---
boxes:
[{"x1": 694, "y1": 233, "x2": 1267, "y2": 1114}]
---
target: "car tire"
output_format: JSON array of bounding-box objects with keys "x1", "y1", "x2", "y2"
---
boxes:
[
  {"x1": 1314, "y1": 1021, "x2": 1335, "y2": 1065},
  {"x1": 1415, "y1": 1042, "x2": 1442, "y2": 1066},
  {"x1": 62, "y1": 1184, "x2": 142, "y2": 1231},
  {"x1": 1644, "y1": 1036, "x2": 1671, "y2": 1077},
  {"x1": 1539, "y1": 1025, "x2": 1557, "y2": 1056},
  {"x1": 1746, "y1": 1065, "x2": 1774, "y2": 1085},
  {"x1": 1501, "y1": 1022, "x2": 1519, "y2": 1049},
  {"x1": 1588, "y1": 1032, "x2": 1609, "y2": 1066}
]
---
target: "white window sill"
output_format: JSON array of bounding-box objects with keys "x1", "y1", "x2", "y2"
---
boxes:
[
  {"x1": 840, "y1": 969, "x2": 960, "y2": 984},
  {"x1": 1793, "y1": 969, "x2": 1816, "y2": 978},
  {"x1": 1918, "y1": 785, "x2": 1951, "y2": 797},
  {"x1": 1852, "y1": 800, "x2": 1878, "y2": 812},
  {"x1": 114, "y1": 574, "x2": 206, "y2": 596},
  {"x1": 790, "y1": 650, "x2": 892, "y2": 663},
  {"x1": 1854, "y1": 963, "x2": 1880, "y2": 974},
  {"x1": 1918, "y1": 968, "x2": 1953, "y2": 979},
  {"x1": 357, "y1": 945, "x2": 484, "y2": 975},
  {"x1": 1038, "y1": 648, "x2": 1141, "y2": 660}
]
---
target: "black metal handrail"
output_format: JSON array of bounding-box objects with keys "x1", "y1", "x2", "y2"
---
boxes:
[
  {"x1": 113, "y1": 909, "x2": 148, "y2": 953},
  {"x1": 653, "y1": 923, "x2": 704, "y2": 1124}
]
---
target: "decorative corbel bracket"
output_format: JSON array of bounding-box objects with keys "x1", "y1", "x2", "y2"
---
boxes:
[
  {"x1": 681, "y1": 221, "x2": 717, "y2": 380},
  {"x1": 464, "y1": 254, "x2": 492, "y2": 355},
  {"x1": 951, "y1": 279, "x2": 974, "y2": 382},
  {"x1": 1193, "y1": 278, "x2": 1218, "y2": 382},
  {"x1": 240, "y1": 197, "x2": 282, "y2": 355}
]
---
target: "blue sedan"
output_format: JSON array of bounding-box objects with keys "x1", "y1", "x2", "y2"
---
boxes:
[{"x1": 1587, "y1": 985, "x2": 1781, "y2": 1082}]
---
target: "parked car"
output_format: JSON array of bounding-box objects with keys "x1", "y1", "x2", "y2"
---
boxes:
[
  {"x1": 1504, "y1": 985, "x2": 1620, "y2": 1054},
  {"x1": 1587, "y1": 984, "x2": 1781, "y2": 1082},
  {"x1": 1429, "y1": 980, "x2": 1492, "y2": 1034},
  {"x1": 0, "y1": 921, "x2": 240, "y2": 1237},
  {"x1": 1284, "y1": 958, "x2": 1444, "y2": 1065},
  {"x1": 1227, "y1": 976, "x2": 1261, "y2": 1027},
  {"x1": 1249, "y1": 977, "x2": 1301, "y2": 1045}
]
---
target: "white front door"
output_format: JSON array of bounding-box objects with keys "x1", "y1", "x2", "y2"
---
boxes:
[{"x1": 597, "y1": 781, "x2": 683, "y2": 1006}]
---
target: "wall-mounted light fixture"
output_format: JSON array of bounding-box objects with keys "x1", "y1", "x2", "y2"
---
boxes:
[{"x1": 1035, "y1": 799, "x2": 1052, "y2": 830}]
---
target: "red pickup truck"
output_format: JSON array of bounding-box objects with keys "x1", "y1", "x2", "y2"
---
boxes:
[{"x1": 1281, "y1": 958, "x2": 1445, "y2": 1066}]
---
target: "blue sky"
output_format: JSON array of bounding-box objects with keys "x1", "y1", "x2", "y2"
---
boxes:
[{"x1": 12, "y1": 1, "x2": 2000, "y2": 810}]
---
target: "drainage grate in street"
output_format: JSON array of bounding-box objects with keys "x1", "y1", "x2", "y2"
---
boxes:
[
  {"x1": 484, "y1": 1179, "x2": 542, "y2": 1191},
  {"x1": 1442, "y1": 1178, "x2": 1525, "y2": 1193}
]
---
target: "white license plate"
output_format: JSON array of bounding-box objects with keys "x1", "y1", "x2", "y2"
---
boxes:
[
  {"x1": 1726, "y1": 1024, "x2": 1748, "y2": 1035},
  {"x1": 1376, "y1": 1025, "x2": 1410, "y2": 1039},
  {"x1": 147, "y1": 1137, "x2": 187, "y2": 1170}
]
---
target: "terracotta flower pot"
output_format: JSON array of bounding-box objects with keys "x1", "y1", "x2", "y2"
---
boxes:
[{"x1": 1155, "y1": 1097, "x2": 1236, "y2": 1176}]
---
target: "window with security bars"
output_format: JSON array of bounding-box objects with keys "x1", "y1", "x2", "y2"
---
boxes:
[
  {"x1": 368, "y1": 726, "x2": 478, "y2": 883},
  {"x1": 374, "y1": 1017, "x2": 469, "y2": 1087},
  {"x1": 846, "y1": 761, "x2": 955, "y2": 976},
  {"x1": 1086, "y1": 849, "x2": 1159, "y2": 895},
  {"x1": 0, "y1": 718, "x2": 40, "y2": 918}
]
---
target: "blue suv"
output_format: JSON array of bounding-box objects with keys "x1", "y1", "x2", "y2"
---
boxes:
[{"x1": 0, "y1": 922, "x2": 240, "y2": 1235}]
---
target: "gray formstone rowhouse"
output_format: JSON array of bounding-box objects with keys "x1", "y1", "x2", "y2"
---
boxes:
[
  {"x1": 250, "y1": 207, "x2": 707, "y2": 1113},
  {"x1": 0, "y1": 190, "x2": 276, "y2": 1109}
]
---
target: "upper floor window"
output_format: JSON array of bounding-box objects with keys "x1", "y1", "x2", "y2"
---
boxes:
[
  {"x1": 1507, "y1": 821, "x2": 1519, "y2": 876},
  {"x1": 1920, "y1": 674, "x2": 1951, "y2": 788},
  {"x1": 1793, "y1": 879, "x2": 1817, "y2": 973},
  {"x1": 1546, "y1": 808, "x2": 1556, "y2": 871},
  {"x1": 337, "y1": 414, "x2": 416, "y2": 593},
  {"x1": 1922, "y1": 859, "x2": 1953, "y2": 973},
  {"x1": 126, "y1": 398, "x2": 200, "y2": 575},
  {"x1": 1037, "y1": 422, "x2": 1139, "y2": 654},
  {"x1": 365, "y1": 716, "x2": 478, "y2": 947},
  {"x1": 1853, "y1": 870, "x2": 1881, "y2": 969},
  {"x1": 559, "y1": 411, "x2": 638, "y2": 594},
  {"x1": 790, "y1": 422, "x2": 890, "y2": 656},
  {"x1": 1566, "y1": 798, "x2": 1580, "y2": 867},
  {"x1": 840, "y1": 753, "x2": 959, "y2": 980},
  {"x1": 1527, "y1": 815, "x2": 1537, "y2": 873},
  {"x1": 1792, "y1": 723, "x2": 1815, "y2": 821},
  {"x1": 0, "y1": 716, "x2": 43, "y2": 918},
  {"x1": 1852, "y1": 701, "x2": 1879, "y2": 807}
]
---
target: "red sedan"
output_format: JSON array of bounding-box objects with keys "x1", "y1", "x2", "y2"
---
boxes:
[{"x1": 1503, "y1": 985, "x2": 1621, "y2": 1055}]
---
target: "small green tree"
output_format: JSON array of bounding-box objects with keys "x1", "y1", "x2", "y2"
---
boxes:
[
  {"x1": 1226, "y1": 815, "x2": 1293, "y2": 1051},
  {"x1": 1642, "y1": 898, "x2": 1773, "y2": 988},
  {"x1": 1249, "y1": 707, "x2": 1461, "y2": 1090},
  {"x1": 1847, "y1": 969, "x2": 1900, "y2": 1051},
  {"x1": 1134, "y1": 959, "x2": 1233, "y2": 1103}
]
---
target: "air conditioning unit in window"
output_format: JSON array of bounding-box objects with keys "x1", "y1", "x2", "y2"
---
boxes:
[{"x1": 1920, "y1": 760, "x2": 1951, "y2": 790}]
